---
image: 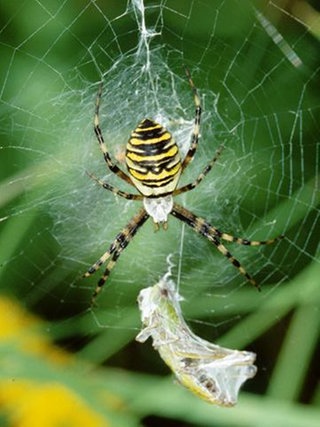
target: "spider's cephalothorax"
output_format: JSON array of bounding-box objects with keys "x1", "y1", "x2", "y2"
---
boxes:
[
  {"x1": 126, "y1": 118, "x2": 181, "y2": 224},
  {"x1": 84, "y1": 69, "x2": 283, "y2": 304}
]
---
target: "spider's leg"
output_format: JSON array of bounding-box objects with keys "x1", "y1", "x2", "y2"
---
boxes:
[
  {"x1": 83, "y1": 240, "x2": 117, "y2": 277},
  {"x1": 171, "y1": 203, "x2": 283, "y2": 289},
  {"x1": 94, "y1": 82, "x2": 134, "y2": 187},
  {"x1": 87, "y1": 171, "x2": 143, "y2": 200},
  {"x1": 173, "y1": 145, "x2": 224, "y2": 196},
  {"x1": 213, "y1": 229, "x2": 284, "y2": 246},
  {"x1": 180, "y1": 68, "x2": 202, "y2": 173},
  {"x1": 83, "y1": 208, "x2": 149, "y2": 304}
]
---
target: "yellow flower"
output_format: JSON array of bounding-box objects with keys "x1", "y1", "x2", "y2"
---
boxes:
[{"x1": 0, "y1": 380, "x2": 108, "y2": 427}]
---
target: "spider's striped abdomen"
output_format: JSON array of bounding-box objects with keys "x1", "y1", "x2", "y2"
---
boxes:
[{"x1": 126, "y1": 119, "x2": 181, "y2": 197}]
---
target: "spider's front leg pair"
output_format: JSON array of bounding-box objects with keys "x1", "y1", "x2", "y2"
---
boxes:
[
  {"x1": 84, "y1": 152, "x2": 283, "y2": 305},
  {"x1": 83, "y1": 188, "x2": 283, "y2": 305}
]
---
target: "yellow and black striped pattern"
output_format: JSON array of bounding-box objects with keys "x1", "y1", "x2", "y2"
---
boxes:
[{"x1": 126, "y1": 119, "x2": 182, "y2": 197}]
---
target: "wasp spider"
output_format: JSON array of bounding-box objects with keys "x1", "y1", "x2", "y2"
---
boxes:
[{"x1": 84, "y1": 69, "x2": 283, "y2": 303}]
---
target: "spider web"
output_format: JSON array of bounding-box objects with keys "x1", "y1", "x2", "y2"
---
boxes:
[{"x1": 0, "y1": 0, "x2": 319, "y2": 418}]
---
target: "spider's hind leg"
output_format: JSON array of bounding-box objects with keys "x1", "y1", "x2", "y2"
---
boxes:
[
  {"x1": 174, "y1": 145, "x2": 224, "y2": 196},
  {"x1": 180, "y1": 68, "x2": 202, "y2": 173},
  {"x1": 94, "y1": 82, "x2": 134, "y2": 186}
]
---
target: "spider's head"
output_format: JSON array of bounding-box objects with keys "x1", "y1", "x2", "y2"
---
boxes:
[{"x1": 143, "y1": 196, "x2": 173, "y2": 229}]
